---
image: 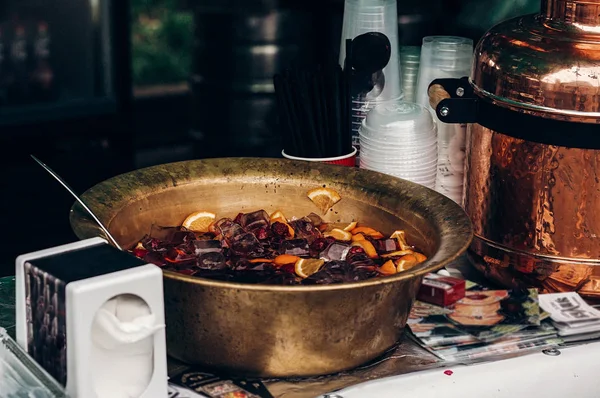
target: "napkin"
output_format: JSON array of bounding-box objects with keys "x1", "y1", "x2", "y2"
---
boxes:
[{"x1": 91, "y1": 294, "x2": 165, "y2": 398}]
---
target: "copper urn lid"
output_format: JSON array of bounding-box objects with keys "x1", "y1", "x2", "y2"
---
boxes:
[{"x1": 471, "y1": 0, "x2": 600, "y2": 123}]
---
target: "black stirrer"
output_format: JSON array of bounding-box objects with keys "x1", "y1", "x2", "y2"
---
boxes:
[
  {"x1": 293, "y1": 70, "x2": 314, "y2": 157},
  {"x1": 313, "y1": 68, "x2": 329, "y2": 156},
  {"x1": 333, "y1": 66, "x2": 343, "y2": 156},
  {"x1": 343, "y1": 39, "x2": 353, "y2": 154},
  {"x1": 274, "y1": 74, "x2": 295, "y2": 156},
  {"x1": 273, "y1": 59, "x2": 354, "y2": 159},
  {"x1": 308, "y1": 70, "x2": 323, "y2": 156},
  {"x1": 326, "y1": 63, "x2": 340, "y2": 157},
  {"x1": 283, "y1": 70, "x2": 306, "y2": 157},
  {"x1": 292, "y1": 69, "x2": 319, "y2": 157}
]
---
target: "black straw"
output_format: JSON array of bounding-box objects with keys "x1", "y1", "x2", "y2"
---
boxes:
[{"x1": 273, "y1": 57, "x2": 352, "y2": 159}]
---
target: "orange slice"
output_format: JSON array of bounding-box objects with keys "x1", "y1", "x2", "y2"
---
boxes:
[
  {"x1": 182, "y1": 211, "x2": 217, "y2": 232},
  {"x1": 351, "y1": 226, "x2": 384, "y2": 239},
  {"x1": 324, "y1": 228, "x2": 352, "y2": 241},
  {"x1": 270, "y1": 210, "x2": 287, "y2": 223},
  {"x1": 379, "y1": 260, "x2": 397, "y2": 275},
  {"x1": 249, "y1": 258, "x2": 274, "y2": 264},
  {"x1": 307, "y1": 187, "x2": 342, "y2": 215},
  {"x1": 322, "y1": 222, "x2": 348, "y2": 233},
  {"x1": 343, "y1": 221, "x2": 358, "y2": 231},
  {"x1": 295, "y1": 258, "x2": 325, "y2": 278},
  {"x1": 390, "y1": 230, "x2": 412, "y2": 251},
  {"x1": 274, "y1": 254, "x2": 300, "y2": 266},
  {"x1": 351, "y1": 233, "x2": 366, "y2": 242},
  {"x1": 413, "y1": 252, "x2": 427, "y2": 263},
  {"x1": 395, "y1": 254, "x2": 420, "y2": 272},
  {"x1": 351, "y1": 240, "x2": 378, "y2": 259},
  {"x1": 380, "y1": 250, "x2": 414, "y2": 259}
]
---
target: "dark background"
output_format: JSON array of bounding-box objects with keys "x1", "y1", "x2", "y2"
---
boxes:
[{"x1": 0, "y1": 0, "x2": 539, "y2": 276}]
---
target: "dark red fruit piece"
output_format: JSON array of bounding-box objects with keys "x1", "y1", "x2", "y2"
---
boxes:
[
  {"x1": 310, "y1": 237, "x2": 329, "y2": 252},
  {"x1": 147, "y1": 238, "x2": 162, "y2": 251},
  {"x1": 348, "y1": 246, "x2": 365, "y2": 255},
  {"x1": 132, "y1": 248, "x2": 148, "y2": 258},
  {"x1": 280, "y1": 263, "x2": 296, "y2": 274},
  {"x1": 271, "y1": 221, "x2": 290, "y2": 238},
  {"x1": 256, "y1": 227, "x2": 269, "y2": 240}
]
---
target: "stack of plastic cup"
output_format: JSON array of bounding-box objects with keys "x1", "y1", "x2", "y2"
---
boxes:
[
  {"x1": 359, "y1": 101, "x2": 437, "y2": 189},
  {"x1": 400, "y1": 46, "x2": 421, "y2": 103},
  {"x1": 339, "y1": 0, "x2": 403, "y2": 159},
  {"x1": 414, "y1": 36, "x2": 473, "y2": 205}
]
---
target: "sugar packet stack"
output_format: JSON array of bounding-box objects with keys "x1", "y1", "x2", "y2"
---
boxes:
[{"x1": 539, "y1": 292, "x2": 600, "y2": 338}]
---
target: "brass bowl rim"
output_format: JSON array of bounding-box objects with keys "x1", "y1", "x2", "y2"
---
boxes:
[{"x1": 70, "y1": 157, "x2": 473, "y2": 292}]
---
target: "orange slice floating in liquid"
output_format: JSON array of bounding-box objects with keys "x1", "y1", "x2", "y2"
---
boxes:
[
  {"x1": 307, "y1": 187, "x2": 342, "y2": 215},
  {"x1": 295, "y1": 258, "x2": 325, "y2": 278},
  {"x1": 274, "y1": 254, "x2": 301, "y2": 266},
  {"x1": 182, "y1": 211, "x2": 217, "y2": 232},
  {"x1": 324, "y1": 228, "x2": 353, "y2": 241}
]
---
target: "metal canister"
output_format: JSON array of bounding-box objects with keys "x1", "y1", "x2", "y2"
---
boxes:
[{"x1": 429, "y1": 0, "x2": 600, "y2": 297}]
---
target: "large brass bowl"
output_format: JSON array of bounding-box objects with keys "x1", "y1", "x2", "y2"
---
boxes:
[{"x1": 69, "y1": 158, "x2": 472, "y2": 377}]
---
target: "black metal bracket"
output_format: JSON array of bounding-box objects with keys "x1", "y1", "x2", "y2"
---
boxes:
[
  {"x1": 429, "y1": 77, "x2": 473, "y2": 99},
  {"x1": 436, "y1": 98, "x2": 479, "y2": 124},
  {"x1": 428, "y1": 77, "x2": 478, "y2": 124},
  {"x1": 426, "y1": 77, "x2": 600, "y2": 150}
]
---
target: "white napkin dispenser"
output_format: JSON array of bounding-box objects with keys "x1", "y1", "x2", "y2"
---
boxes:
[{"x1": 15, "y1": 237, "x2": 168, "y2": 398}]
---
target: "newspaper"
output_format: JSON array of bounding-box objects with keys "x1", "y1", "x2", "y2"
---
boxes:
[
  {"x1": 407, "y1": 288, "x2": 562, "y2": 361},
  {"x1": 539, "y1": 292, "x2": 600, "y2": 337}
]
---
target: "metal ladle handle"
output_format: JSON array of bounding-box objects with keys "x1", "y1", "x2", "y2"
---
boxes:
[{"x1": 30, "y1": 155, "x2": 123, "y2": 251}]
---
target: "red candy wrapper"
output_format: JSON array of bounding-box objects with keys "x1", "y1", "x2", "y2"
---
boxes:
[{"x1": 417, "y1": 273, "x2": 466, "y2": 307}]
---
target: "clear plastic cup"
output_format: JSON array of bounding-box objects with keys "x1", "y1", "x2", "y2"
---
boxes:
[
  {"x1": 360, "y1": 124, "x2": 437, "y2": 145},
  {"x1": 339, "y1": 0, "x2": 403, "y2": 147},
  {"x1": 359, "y1": 152, "x2": 438, "y2": 168},
  {"x1": 359, "y1": 141, "x2": 437, "y2": 156},
  {"x1": 358, "y1": 99, "x2": 438, "y2": 183},
  {"x1": 359, "y1": 113, "x2": 437, "y2": 151},
  {"x1": 359, "y1": 150, "x2": 438, "y2": 168},
  {"x1": 415, "y1": 36, "x2": 472, "y2": 110},
  {"x1": 360, "y1": 136, "x2": 437, "y2": 155},
  {"x1": 364, "y1": 101, "x2": 434, "y2": 133},
  {"x1": 412, "y1": 36, "x2": 472, "y2": 206},
  {"x1": 400, "y1": 46, "x2": 421, "y2": 103},
  {"x1": 359, "y1": 138, "x2": 437, "y2": 157},
  {"x1": 359, "y1": 153, "x2": 438, "y2": 168},
  {"x1": 361, "y1": 169, "x2": 436, "y2": 189},
  {"x1": 361, "y1": 149, "x2": 438, "y2": 162},
  {"x1": 437, "y1": 174, "x2": 465, "y2": 188},
  {"x1": 339, "y1": 0, "x2": 403, "y2": 102}
]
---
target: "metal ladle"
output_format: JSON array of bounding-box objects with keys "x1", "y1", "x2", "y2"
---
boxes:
[{"x1": 30, "y1": 155, "x2": 123, "y2": 250}]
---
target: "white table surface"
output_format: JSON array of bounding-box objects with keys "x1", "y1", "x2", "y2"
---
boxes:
[{"x1": 323, "y1": 341, "x2": 600, "y2": 398}]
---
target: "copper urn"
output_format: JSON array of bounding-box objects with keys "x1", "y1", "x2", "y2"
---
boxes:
[{"x1": 431, "y1": 0, "x2": 600, "y2": 297}]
